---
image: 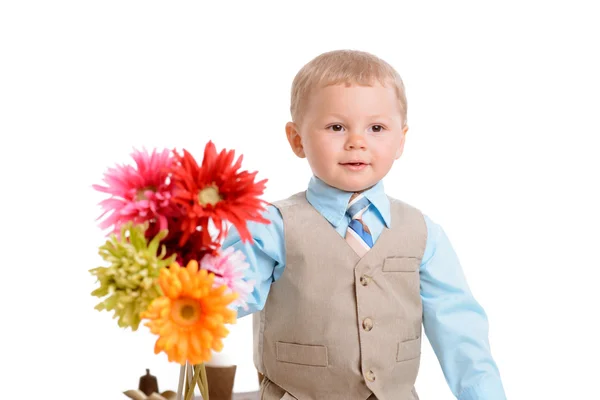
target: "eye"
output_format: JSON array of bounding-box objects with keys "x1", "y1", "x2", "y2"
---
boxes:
[
  {"x1": 370, "y1": 125, "x2": 385, "y2": 133},
  {"x1": 328, "y1": 124, "x2": 345, "y2": 132}
]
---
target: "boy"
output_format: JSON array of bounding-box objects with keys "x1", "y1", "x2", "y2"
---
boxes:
[{"x1": 223, "y1": 50, "x2": 506, "y2": 400}]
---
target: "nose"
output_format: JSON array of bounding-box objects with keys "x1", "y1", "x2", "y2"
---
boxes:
[{"x1": 344, "y1": 131, "x2": 366, "y2": 150}]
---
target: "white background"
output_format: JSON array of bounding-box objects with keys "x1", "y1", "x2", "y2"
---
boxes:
[{"x1": 1, "y1": 1, "x2": 599, "y2": 399}]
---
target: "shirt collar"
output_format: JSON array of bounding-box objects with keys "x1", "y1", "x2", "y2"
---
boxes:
[{"x1": 305, "y1": 175, "x2": 391, "y2": 228}]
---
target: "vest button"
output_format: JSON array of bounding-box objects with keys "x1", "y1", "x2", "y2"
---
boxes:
[
  {"x1": 365, "y1": 369, "x2": 376, "y2": 382},
  {"x1": 360, "y1": 275, "x2": 369, "y2": 286},
  {"x1": 362, "y1": 317, "x2": 373, "y2": 331}
]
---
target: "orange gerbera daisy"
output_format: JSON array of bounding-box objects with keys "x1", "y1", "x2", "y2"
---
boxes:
[
  {"x1": 170, "y1": 141, "x2": 269, "y2": 247},
  {"x1": 141, "y1": 260, "x2": 238, "y2": 365}
]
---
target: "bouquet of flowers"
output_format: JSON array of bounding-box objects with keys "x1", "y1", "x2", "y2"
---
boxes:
[{"x1": 90, "y1": 141, "x2": 269, "y2": 400}]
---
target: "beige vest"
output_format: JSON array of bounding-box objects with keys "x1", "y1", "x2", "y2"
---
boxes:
[{"x1": 253, "y1": 191, "x2": 428, "y2": 400}]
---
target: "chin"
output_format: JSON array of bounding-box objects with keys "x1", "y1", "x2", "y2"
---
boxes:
[
  {"x1": 317, "y1": 173, "x2": 377, "y2": 193},
  {"x1": 337, "y1": 181, "x2": 375, "y2": 193}
]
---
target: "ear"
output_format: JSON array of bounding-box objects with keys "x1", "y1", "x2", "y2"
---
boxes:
[
  {"x1": 286, "y1": 121, "x2": 306, "y2": 158},
  {"x1": 395, "y1": 125, "x2": 409, "y2": 160}
]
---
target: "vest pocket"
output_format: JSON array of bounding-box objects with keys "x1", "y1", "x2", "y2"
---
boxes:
[
  {"x1": 383, "y1": 256, "x2": 420, "y2": 272},
  {"x1": 276, "y1": 341, "x2": 328, "y2": 367},
  {"x1": 396, "y1": 336, "x2": 421, "y2": 362}
]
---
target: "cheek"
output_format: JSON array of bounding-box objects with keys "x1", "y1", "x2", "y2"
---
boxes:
[
  {"x1": 307, "y1": 134, "x2": 338, "y2": 157},
  {"x1": 370, "y1": 138, "x2": 400, "y2": 162}
]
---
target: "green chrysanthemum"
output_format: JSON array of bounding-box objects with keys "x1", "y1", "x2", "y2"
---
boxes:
[{"x1": 90, "y1": 222, "x2": 176, "y2": 330}]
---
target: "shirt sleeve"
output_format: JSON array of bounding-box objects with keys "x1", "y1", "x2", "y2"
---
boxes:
[
  {"x1": 420, "y1": 215, "x2": 507, "y2": 400},
  {"x1": 222, "y1": 205, "x2": 286, "y2": 319}
]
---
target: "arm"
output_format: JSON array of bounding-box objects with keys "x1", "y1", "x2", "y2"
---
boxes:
[
  {"x1": 222, "y1": 205, "x2": 286, "y2": 318},
  {"x1": 420, "y1": 215, "x2": 506, "y2": 400}
]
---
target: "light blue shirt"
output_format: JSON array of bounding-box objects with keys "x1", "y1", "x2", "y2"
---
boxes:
[{"x1": 223, "y1": 176, "x2": 506, "y2": 400}]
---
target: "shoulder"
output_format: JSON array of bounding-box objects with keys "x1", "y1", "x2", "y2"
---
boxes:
[
  {"x1": 421, "y1": 213, "x2": 442, "y2": 241},
  {"x1": 270, "y1": 191, "x2": 307, "y2": 210},
  {"x1": 386, "y1": 195, "x2": 443, "y2": 246},
  {"x1": 222, "y1": 202, "x2": 284, "y2": 247},
  {"x1": 387, "y1": 195, "x2": 422, "y2": 214},
  {"x1": 386, "y1": 195, "x2": 427, "y2": 226}
]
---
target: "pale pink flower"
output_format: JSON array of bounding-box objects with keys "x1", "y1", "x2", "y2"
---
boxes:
[
  {"x1": 93, "y1": 148, "x2": 178, "y2": 235},
  {"x1": 200, "y1": 247, "x2": 255, "y2": 311}
]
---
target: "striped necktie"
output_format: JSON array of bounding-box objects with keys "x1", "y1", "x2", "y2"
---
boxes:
[{"x1": 345, "y1": 193, "x2": 373, "y2": 257}]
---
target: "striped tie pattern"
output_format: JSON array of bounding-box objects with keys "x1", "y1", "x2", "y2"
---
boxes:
[{"x1": 345, "y1": 193, "x2": 373, "y2": 257}]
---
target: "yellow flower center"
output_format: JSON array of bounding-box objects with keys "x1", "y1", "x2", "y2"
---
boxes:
[
  {"x1": 135, "y1": 186, "x2": 157, "y2": 201},
  {"x1": 171, "y1": 298, "x2": 201, "y2": 327},
  {"x1": 181, "y1": 305, "x2": 195, "y2": 319},
  {"x1": 197, "y1": 185, "x2": 222, "y2": 207}
]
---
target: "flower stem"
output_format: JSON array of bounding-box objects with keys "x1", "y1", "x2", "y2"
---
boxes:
[
  {"x1": 193, "y1": 365, "x2": 206, "y2": 395},
  {"x1": 184, "y1": 363, "x2": 196, "y2": 400},
  {"x1": 183, "y1": 367, "x2": 190, "y2": 400},
  {"x1": 176, "y1": 364, "x2": 185, "y2": 400},
  {"x1": 199, "y1": 363, "x2": 209, "y2": 400}
]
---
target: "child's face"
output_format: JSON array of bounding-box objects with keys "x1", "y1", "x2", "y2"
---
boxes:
[{"x1": 286, "y1": 83, "x2": 408, "y2": 193}]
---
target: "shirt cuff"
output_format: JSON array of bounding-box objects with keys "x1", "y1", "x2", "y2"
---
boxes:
[{"x1": 458, "y1": 376, "x2": 507, "y2": 400}]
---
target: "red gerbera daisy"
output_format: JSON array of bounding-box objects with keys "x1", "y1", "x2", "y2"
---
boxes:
[
  {"x1": 170, "y1": 141, "x2": 269, "y2": 247},
  {"x1": 160, "y1": 215, "x2": 219, "y2": 266}
]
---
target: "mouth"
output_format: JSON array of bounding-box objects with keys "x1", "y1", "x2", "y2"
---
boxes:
[{"x1": 339, "y1": 160, "x2": 370, "y2": 171}]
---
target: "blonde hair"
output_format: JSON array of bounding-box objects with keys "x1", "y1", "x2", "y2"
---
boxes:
[{"x1": 290, "y1": 49, "x2": 408, "y2": 127}]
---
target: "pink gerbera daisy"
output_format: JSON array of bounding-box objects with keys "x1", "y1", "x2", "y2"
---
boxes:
[
  {"x1": 93, "y1": 148, "x2": 179, "y2": 235},
  {"x1": 200, "y1": 247, "x2": 255, "y2": 311}
]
